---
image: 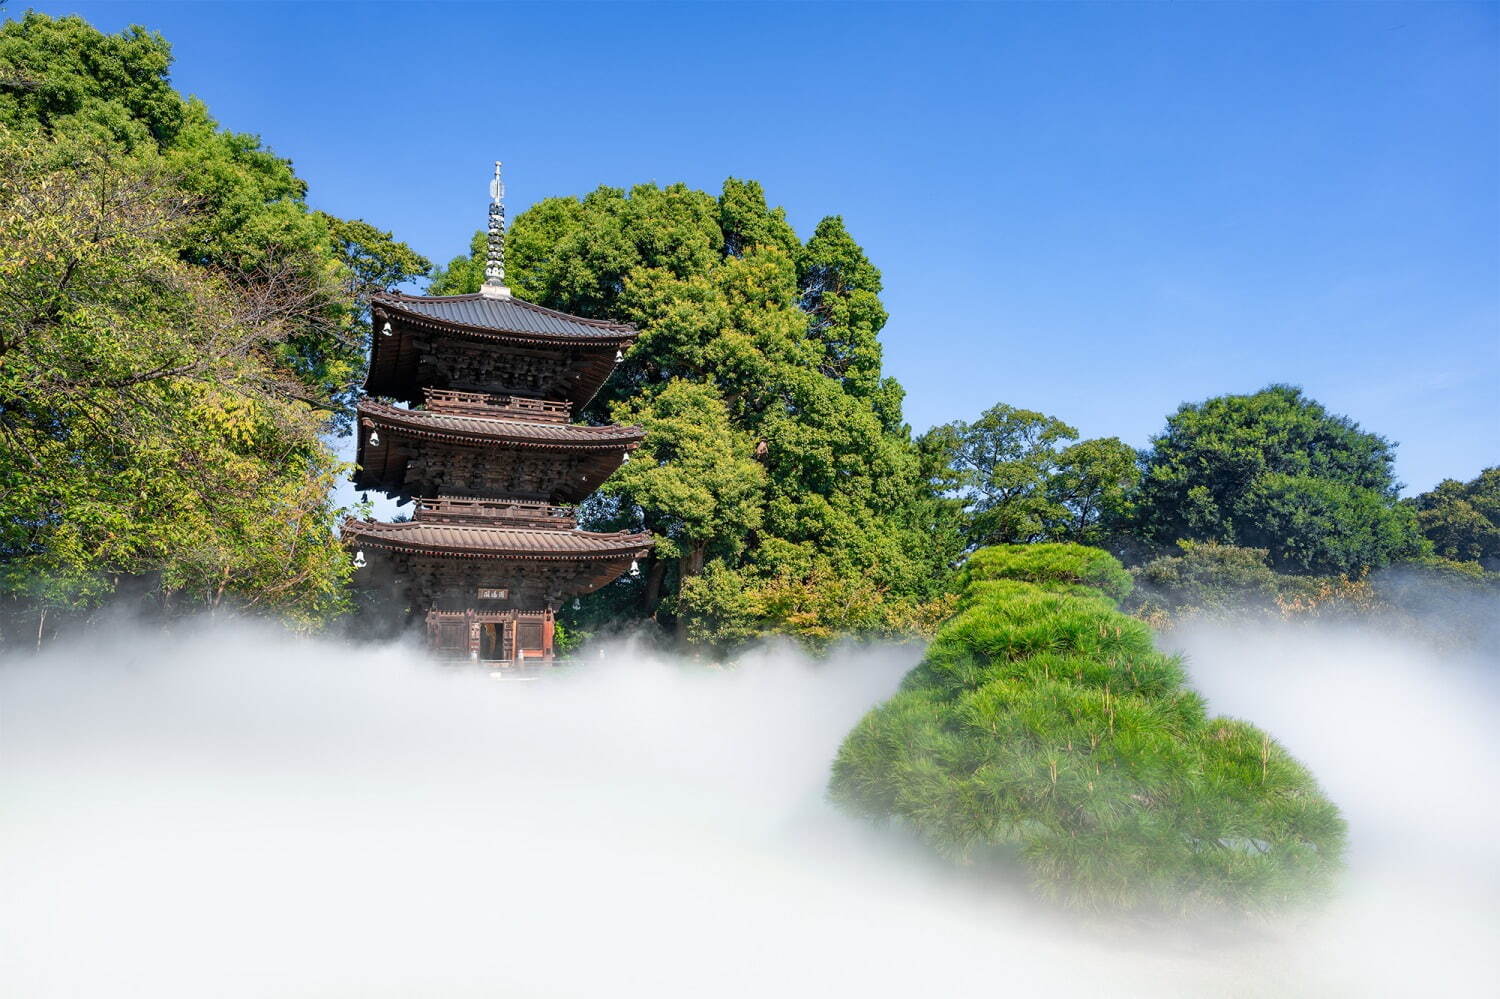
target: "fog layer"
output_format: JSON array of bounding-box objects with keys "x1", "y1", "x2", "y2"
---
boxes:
[{"x1": 1, "y1": 620, "x2": 1495, "y2": 997}]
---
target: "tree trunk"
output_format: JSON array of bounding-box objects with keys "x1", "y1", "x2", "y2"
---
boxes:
[
  {"x1": 677, "y1": 541, "x2": 708, "y2": 585},
  {"x1": 643, "y1": 556, "x2": 666, "y2": 616},
  {"x1": 674, "y1": 541, "x2": 709, "y2": 639},
  {"x1": 677, "y1": 552, "x2": 706, "y2": 585}
]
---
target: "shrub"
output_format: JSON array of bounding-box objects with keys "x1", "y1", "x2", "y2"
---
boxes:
[
  {"x1": 1122, "y1": 545, "x2": 1496, "y2": 651},
  {"x1": 1126, "y1": 541, "x2": 1285, "y2": 620},
  {"x1": 830, "y1": 543, "x2": 1345, "y2": 917},
  {"x1": 675, "y1": 561, "x2": 958, "y2": 655}
]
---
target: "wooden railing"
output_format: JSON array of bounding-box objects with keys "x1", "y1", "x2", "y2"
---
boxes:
[
  {"x1": 422, "y1": 388, "x2": 572, "y2": 423},
  {"x1": 415, "y1": 496, "x2": 576, "y2": 530}
]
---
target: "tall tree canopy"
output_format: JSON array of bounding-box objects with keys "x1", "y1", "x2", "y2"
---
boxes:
[
  {"x1": 1132, "y1": 385, "x2": 1426, "y2": 575},
  {"x1": 433, "y1": 179, "x2": 959, "y2": 649},
  {"x1": 0, "y1": 14, "x2": 428, "y2": 643}
]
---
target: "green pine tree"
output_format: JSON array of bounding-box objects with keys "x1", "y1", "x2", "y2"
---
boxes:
[{"x1": 830, "y1": 543, "x2": 1347, "y2": 917}]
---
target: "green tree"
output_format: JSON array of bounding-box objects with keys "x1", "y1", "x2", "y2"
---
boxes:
[
  {"x1": 795, "y1": 214, "x2": 894, "y2": 414},
  {"x1": 1408, "y1": 468, "x2": 1500, "y2": 569},
  {"x1": 921, "y1": 403, "x2": 1139, "y2": 548},
  {"x1": 597, "y1": 379, "x2": 767, "y2": 618},
  {"x1": 437, "y1": 177, "x2": 960, "y2": 650},
  {"x1": 0, "y1": 13, "x2": 429, "y2": 414},
  {"x1": 1133, "y1": 385, "x2": 1425, "y2": 574},
  {"x1": 0, "y1": 14, "x2": 427, "y2": 644},
  {"x1": 830, "y1": 543, "x2": 1346, "y2": 917},
  {"x1": 921, "y1": 404, "x2": 1075, "y2": 546},
  {"x1": 1047, "y1": 436, "x2": 1139, "y2": 544},
  {"x1": 0, "y1": 136, "x2": 344, "y2": 636}
]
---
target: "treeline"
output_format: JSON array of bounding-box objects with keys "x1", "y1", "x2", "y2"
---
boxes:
[
  {"x1": 913, "y1": 388, "x2": 1498, "y2": 637},
  {"x1": 441, "y1": 206, "x2": 1497, "y2": 649},
  {"x1": 2, "y1": 14, "x2": 1493, "y2": 653}
]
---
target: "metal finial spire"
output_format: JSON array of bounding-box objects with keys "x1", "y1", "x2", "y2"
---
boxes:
[{"x1": 481, "y1": 160, "x2": 510, "y2": 298}]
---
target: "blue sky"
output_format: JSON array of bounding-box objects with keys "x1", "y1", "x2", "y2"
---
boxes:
[{"x1": 23, "y1": 1, "x2": 1500, "y2": 493}]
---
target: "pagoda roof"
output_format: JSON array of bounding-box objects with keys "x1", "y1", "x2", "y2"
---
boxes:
[
  {"x1": 343, "y1": 519, "x2": 652, "y2": 561},
  {"x1": 365, "y1": 292, "x2": 635, "y2": 407},
  {"x1": 358, "y1": 400, "x2": 644, "y2": 451},
  {"x1": 373, "y1": 291, "x2": 636, "y2": 344}
]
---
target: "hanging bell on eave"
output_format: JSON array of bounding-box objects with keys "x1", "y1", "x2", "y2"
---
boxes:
[
  {"x1": 380, "y1": 320, "x2": 393, "y2": 337},
  {"x1": 369, "y1": 430, "x2": 381, "y2": 447},
  {"x1": 629, "y1": 559, "x2": 641, "y2": 577},
  {"x1": 615, "y1": 349, "x2": 624, "y2": 363},
  {"x1": 572, "y1": 598, "x2": 581, "y2": 610},
  {"x1": 353, "y1": 550, "x2": 367, "y2": 569},
  {"x1": 621, "y1": 450, "x2": 630, "y2": 463}
]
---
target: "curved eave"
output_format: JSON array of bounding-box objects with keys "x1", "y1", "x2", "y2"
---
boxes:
[
  {"x1": 370, "y1": 294, "x2": 635, "y2": 361},
  {"x1": 356, "y1": 402, "x2": 644, "y2": 452},
  {"x1": 375, "y1": 308, "x2": 638, "y2": 349},
  {"x1": 363, "y1": 323, "x2": 425, "y2": 402},
  {"x1": 342, "y1": 520, "x2": 653, "y2": 562},
  {"x1": 374, "y1": 292, "x2": 637, "y2": 341}
]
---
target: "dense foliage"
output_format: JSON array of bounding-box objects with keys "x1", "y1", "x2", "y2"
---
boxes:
[
  {"x1": 1131, "y1": 542, "x2": 1285, "y2": 615},
  {"x1": 1123, "y1": 541, "x2": 1378, "y2": 624},
  {"x1": 1408, "y1": 468, "x2": 1500, "y2": 570},
  {"x1": 0, "y1": 14, "x2": 427, "y2": 643},
  {"x1": 431, "y1": 180, "x2": 961, "y2": 650},
  {"x1": 830, "y1": 543, "x2": 1346, "y2": 916},
  {"x1": 1131, "y1": 385, "x2": 1426, "y2": 575}
]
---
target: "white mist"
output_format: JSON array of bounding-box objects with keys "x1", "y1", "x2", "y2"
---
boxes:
[{"x1": 1, "y1": 618, "x2": 1495, "y2": 996}]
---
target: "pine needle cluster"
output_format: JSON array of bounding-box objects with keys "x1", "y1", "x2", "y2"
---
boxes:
[{"x1": 829, "y1": 544, "x2": 1346, "y2": 917}]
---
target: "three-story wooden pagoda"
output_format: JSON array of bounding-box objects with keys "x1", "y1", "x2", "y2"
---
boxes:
[{"x1": 344, "y1": 163, "x2": 651, "y2": 665}]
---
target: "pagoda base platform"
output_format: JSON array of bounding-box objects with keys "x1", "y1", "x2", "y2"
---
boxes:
[{"x1": 426, "y1": 607, "x2": 556, "y2": 664}]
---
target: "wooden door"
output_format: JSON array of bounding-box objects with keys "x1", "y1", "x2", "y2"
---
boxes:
[
  {"x1": 428, "y1": 615, "x2": 468, "y2": 659},
  {"x1": 517, "y1": 618, "x2": 546, "y2": 659}
]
